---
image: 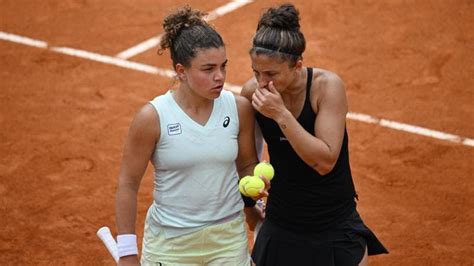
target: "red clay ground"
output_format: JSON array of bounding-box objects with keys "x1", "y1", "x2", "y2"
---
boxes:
[{"x1": 1, "y1": 0, "x2": 473, "y2": 265}]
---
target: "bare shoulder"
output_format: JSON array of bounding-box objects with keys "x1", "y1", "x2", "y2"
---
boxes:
[
  {"x1": 234, "y1": 94, "x2": 253, "y2": 114},
  {"x1": 136, "y1": 103, "x2": 159, "y2": 124},
  {"x1": 240, "y1": 78, "x2": 258, "y2": 102},
  {"x1": 234, "y1": 93, "x2": 255, "y2": 132},
  {"x1": 310, "y1": 68, "x2": 347, "y2": 112},
  {"x1": 313, "y1": 68, "x2": 345, "y2": 92},
  {"x1": 129, "y1": 103, "x2": 160, "y2": 139}
]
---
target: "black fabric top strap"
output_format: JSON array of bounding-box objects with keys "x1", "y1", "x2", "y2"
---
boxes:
[{"x1": 305, "y1": 67, "x2": 313, "y2": 101}]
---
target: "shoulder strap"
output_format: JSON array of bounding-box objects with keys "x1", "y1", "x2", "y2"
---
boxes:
[{"x1": 305, "y1": 67, "x2": 313, "y2": 100}]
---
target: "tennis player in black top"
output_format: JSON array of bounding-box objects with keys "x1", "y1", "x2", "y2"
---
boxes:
[{"x1": 241, "y1": 3, "x2": 388, "y2": 265}]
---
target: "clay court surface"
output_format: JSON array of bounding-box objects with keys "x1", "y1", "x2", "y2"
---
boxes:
[{"x1": 1, "y1": 0, "x2": 473, "y2": 265}]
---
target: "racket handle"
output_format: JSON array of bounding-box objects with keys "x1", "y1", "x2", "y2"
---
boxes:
[{"x1": 97, "y1": 226, "x2": 119, "y2": 262}]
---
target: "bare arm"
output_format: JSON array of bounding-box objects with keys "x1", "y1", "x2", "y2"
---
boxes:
[
  {"x1": 252, "y1": 72, "x2": 347, "y2": 175},
  {"x1": 115, "y1": 104, "x2": 159, "y2": 234},
  {"x1": 238, "y1": 85, "x2": 267, "y2": 230},
  {"x1": 115, "y1": 104, "x2": 159, "y2": 265},
  {"x1": 235, "y1": 94, "x2": 259, "y2": 179},
  {"x1": 241, "y1": 79, "x2": 265, "y2": 160},
  {"x1": 237, "y1": 86, "x2": 270, "y2": 192}
]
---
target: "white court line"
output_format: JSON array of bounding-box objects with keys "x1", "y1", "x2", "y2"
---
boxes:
[
  {"x1": 0, "y1": 32, "x2": 240, "y2": 93},
  {"x1": 0, "y1": 32, "x2": 48, "y2": 48},
  {"x1": 52, "y1": 46, "x2": 175, "y2": 77},
  {"x1": 205, "y1": 0, "x2": 254, "y2": 21},
  {"x1": 52, "y1": 46, "x2": 241, "y2": 93},
  {"x1": 347, "y1": 113, "x2": 473, "y2": 146},
  {"x1": 115, "y1": 35, "x2": 162, "y2": 60},
  {"x1": 1, "y1": 31, "x2": 473, "y2": 147},
  {"x1": 116, "y1": 0, "x2": 254, "y2": 59}
]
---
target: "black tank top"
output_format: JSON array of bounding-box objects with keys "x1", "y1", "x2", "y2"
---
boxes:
[{"x1": 256, "y1": 68, "x2": 357, "y2": 233}]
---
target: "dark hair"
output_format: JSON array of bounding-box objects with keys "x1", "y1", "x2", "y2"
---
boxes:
[
  {"x1": 250, "y1": 3, "x2": 305, "y2": 65},
  {"x1": 159, "y1": 5, "x2": 224, "y2": 68}
]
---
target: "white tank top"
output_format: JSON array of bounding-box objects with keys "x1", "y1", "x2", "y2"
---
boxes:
[{"x1": 147, "y1": 90, "x2": 243, "y2": 238}]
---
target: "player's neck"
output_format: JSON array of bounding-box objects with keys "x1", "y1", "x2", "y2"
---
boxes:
[{"x1": 173, "y1": 85, "x2": 213, "y2": 113}]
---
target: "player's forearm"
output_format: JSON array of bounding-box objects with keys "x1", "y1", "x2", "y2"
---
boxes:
[
  {"x1": 115, "y1": 185, "x2": 139, "y2": 234},
  {"x1": 237, "y1": 161, "x2": 257, "y2": 178},
  {"x1": 275, "y1": 110, "x2": 335, "y2": 175}
]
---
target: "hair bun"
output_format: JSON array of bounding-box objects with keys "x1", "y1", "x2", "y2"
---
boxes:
[
  {"x1": 161, "y1": 5, "x2": 207, "y2": 49},
  {"x1": 257, "y1": 3, "x2": 300, "y2": 31}
]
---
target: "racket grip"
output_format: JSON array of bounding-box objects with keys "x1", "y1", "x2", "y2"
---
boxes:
[{"x1": 97, "y1": 226, "x2": 119, "y2": 262}]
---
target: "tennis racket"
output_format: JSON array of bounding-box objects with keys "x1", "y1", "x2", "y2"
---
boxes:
[{"x1": 97, "y1": 226, "x2": 119, "y2": 262}]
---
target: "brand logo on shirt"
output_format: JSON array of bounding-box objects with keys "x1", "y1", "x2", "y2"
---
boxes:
[
  {"x1": 167, "y1": 123, "x2": 182, "y2": 135},
  {"x1": 223, "y1": 116, "x2": 230, "y2": 128},
  {"x1": 279, "y1": 137, "x2": 288, "y2": 141}
]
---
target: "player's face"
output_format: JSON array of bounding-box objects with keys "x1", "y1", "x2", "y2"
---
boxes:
[
  {"x1": 181, "y1": 46, "x2": 227, "y2": 99},
  {"x1": 250, "y1": 53, "x2": 298, "y2": 93}
]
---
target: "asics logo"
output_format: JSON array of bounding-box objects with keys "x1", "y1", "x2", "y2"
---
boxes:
[{"x1": 223, "y1": 116, "x2": 230, "y2": 128}]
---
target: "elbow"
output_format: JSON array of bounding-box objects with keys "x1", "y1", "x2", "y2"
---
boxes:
[
  {"x1": 117, "y1": 175, "x2": 141, "y2": 194},
  {"x1": 313, "y1": 159, "x2": 337, "y2": 176}
]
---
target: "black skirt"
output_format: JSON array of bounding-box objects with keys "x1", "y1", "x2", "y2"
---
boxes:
[{"x1": 251, "y1": 210, "x2": 388, "y2": 266}]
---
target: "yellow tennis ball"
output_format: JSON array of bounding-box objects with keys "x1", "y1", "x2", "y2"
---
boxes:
[
  {"x1": 254, "y1": 162, "x2": 275, "y2": 181},
  {"x1": 243, "y1": 176, "x2": 265, "y2": 197},
  {"x1": 239, "y1": 176, "x2": 252, "y2": 196}
]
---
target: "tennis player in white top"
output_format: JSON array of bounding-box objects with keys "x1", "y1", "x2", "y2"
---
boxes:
[{"x1": 115, "y1": 5, "x2": 267, "y2": 266}]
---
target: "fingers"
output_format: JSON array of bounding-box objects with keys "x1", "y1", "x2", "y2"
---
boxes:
[
  {"x1": 251, "y1": 190, "x2": 268, "y2": 201},
  {"x1": 252, "y1": 91, "x2": 263, "y2": 108},
  {"x1": 253, "y1": 87, "x2": 269, "y2": 101},
  {"x1": 252, "y1": 87, "x2": 270, "y2": 110},
  {"x1": 251, "y1": 175, "x2": 271, "y2": 200},
  {"x1": 267, "y1": 81, "x2": 278, "y2": 93},
  {"x1": 250, "y1": 191, "x2": 268, "y2": 201},
  {"x1": 260, "y1": 175, "x2": 271, "y2": 190}
]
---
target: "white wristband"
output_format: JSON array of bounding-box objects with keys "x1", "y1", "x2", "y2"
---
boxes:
[{"x1": 117, "y1": 234, "x2": 138, "y2": 258}]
